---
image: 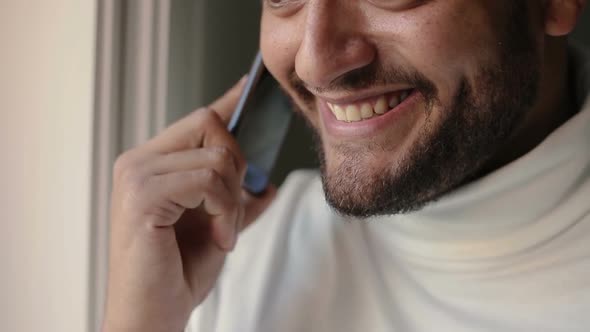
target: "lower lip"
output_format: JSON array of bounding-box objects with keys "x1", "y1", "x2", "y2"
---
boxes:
[{"x1": 319, "y1": 90, "x2": 421, "y2": 138}]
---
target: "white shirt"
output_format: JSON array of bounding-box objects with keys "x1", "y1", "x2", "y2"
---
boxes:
[{"x1": 187, "y1": 45, "x2": 590, "y2": 332}]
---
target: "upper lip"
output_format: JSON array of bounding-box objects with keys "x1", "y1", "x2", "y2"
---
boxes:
[{"x1": 313, "y1": 86, "x2": 414, "y2": 105}]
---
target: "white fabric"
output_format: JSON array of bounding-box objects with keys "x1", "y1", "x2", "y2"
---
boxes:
[{"x1": 186, "y1": 45, "x2": 590, "y2": 332}]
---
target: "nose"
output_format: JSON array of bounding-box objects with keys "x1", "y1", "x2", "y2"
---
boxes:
[{"x1": 295, "y1": 1, "x2": 376, "y2": 91}]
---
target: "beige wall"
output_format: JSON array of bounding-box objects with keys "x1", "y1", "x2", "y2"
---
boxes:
[{"x1": 0, "y1": 1, "x2": 96, "y2": 331}]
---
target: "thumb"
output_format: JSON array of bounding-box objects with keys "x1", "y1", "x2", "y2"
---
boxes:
[
  {"x1": 208, "y1": 76, "x2": 248, "y2": 124},
  {"x1": 239, "y1": 185, "x2": 277, "y2": 232}
]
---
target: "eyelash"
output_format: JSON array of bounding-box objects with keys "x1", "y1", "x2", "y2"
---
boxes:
[
  {"x1": 265, "y1": 0, "x2": 300, "y2": 9},
  {"x1": 264, "y1": 0, "x2": 428, "y2": 14}
]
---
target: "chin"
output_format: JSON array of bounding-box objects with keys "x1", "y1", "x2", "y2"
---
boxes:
[{"x1": 315, "y1": 130, "x2": 435, "y2": 218}]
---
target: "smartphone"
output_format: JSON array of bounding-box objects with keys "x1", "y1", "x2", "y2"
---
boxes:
[{"x1": 228, "y1": 52, "x2": 293, "y2": 195}]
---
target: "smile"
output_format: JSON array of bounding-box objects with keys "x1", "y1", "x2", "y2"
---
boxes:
[{"x1": 326, "y1": 89, "x2": 413, "y2": 123}]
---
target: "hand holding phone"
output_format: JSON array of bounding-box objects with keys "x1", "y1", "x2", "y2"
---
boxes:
[{"x1": 103, "y1": 77, "x2": 280, "y2": 332}]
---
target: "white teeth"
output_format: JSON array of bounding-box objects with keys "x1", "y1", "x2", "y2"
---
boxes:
[
  {"x1": 345, "y1": 105, "x2": 361, "y2": 122},
  {"x1": 360, "y1": 103, "x2": 374, "y2": 119},
  {"x1": 388, "y1": 95, "x2": 400, "y2": 109},
  {"x1": 400, "y1": 91, "x2": 409, "y2": 102},
  {"x1": 374, "y1": 96, "x2": 388, "y2": 114},
  {"x1": 333, "y1": 105, "x2": 347, "y2": 121},
  {"x1": 328, "y1": 90, "x2": 412, "y2": 122}
]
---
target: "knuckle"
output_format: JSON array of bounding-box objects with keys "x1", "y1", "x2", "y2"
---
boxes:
[
  {"x1": 113, "y1": 151, "x2": 134, "y2": 177},
  {"x1": 145, "y1": 202, "x2": 183, "y2": 222},
  {"x1": 113, "y1": 175, "x2": 150, "y2": 218},
  {"x1": 114, "y1": 151, "x2": 142, "y2": 181},
  {"x1": 113, "y1": 151, "x2": 148, "y2": 193},
  {"x1": 210, "y1": 147, "x2": 237, "y2": 174},
  {"x1": 122, "y1": 175, "x2": 148, "y2": 204},
  {"x1": 195, "y1": 107, "x2": 222, "y2": 127},
  {"x1": 212, "y1": 146, "x2": 232, "y2": 160},
  {"x1": 196, "y1": 168, "x2": 221, "y2": 188}
]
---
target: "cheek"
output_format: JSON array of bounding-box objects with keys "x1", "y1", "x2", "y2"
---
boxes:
[
  {"x1": 368, "y1": 2, "x2": 498, "y2": 101},
  {"x1": 261, "y1": 13, "x2": 325, "y2": 129},
  {"x1": 260, "y1": 13, "x2": 300, "y2": 89}
]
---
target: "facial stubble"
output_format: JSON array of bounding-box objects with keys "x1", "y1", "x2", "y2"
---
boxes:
[{"x1": 290, "y1": 3, "x2": 540, "y2": 218}]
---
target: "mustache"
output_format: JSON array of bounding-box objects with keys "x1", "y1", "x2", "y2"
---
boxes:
[{"x1": 288, "y1": 61, "x2": 438, "y2": 105}]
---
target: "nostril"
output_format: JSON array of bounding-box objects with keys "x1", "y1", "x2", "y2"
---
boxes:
[{"x1": 295, "y1": 32, "x2": 376, "y2": 90}]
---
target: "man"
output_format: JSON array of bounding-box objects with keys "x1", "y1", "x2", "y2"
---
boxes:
[{"x1": 102, "y1": 1, "x2": 590, "y2": 331}]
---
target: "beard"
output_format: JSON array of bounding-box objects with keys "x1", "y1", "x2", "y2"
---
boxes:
[{"x1": 288, "y1": 2, "x2": 540, "y2": 218}]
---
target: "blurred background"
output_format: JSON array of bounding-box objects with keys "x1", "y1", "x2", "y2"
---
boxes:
[{"x1": 0, "y1": 1, "x2": 588, "y2": 331}]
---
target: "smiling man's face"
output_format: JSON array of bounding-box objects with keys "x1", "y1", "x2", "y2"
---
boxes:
[{"x1": 260, "y1": 1, "x2": 545, "y2": 217}]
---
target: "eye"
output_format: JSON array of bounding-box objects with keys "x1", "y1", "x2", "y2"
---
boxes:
[
  {"x1": 264, "y1": 0, "x2": 301, "y2": 9},
  {"x1": 263, "y1": 0, "x2": 304, "y2": 15},
  {"x1": 368, "y1": 0, "x2": 429, "y2": 11},
  {"x1": 265, "y1": 0, "x2": 288, "y2": 7}
]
